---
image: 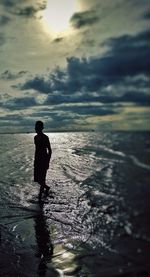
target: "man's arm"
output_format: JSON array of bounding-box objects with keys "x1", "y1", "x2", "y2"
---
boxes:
[
  {"x1": 47, "y1": 139, "x2": 52, "y2": 159},
  {"x1": 46, "y1": 137, "x2": 52, "y2": 169}
]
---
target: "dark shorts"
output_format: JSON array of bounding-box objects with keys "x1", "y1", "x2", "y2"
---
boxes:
[{"x1": 34, "y1": 166, "x2": 47, "y2": 184}]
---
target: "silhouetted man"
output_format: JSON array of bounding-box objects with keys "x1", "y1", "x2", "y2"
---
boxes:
[{"x1": 34, "y1": 121, "x2": 52, "y2": 200}]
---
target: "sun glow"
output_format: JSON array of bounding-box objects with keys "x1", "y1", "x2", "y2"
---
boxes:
[{"x1": 43, "y1": 0, "x2": 76, "y2": 35}]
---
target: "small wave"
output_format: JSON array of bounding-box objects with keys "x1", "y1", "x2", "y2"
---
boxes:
[
  {"x1": 102, "y1": 146, "x2": 126, "y2": 158},
  {"x1": 98, "y1": 146, "x2": 150, "y2": 170},
  {"x1": 129, "y1": 155, "x2": 150, "y2": 170}
]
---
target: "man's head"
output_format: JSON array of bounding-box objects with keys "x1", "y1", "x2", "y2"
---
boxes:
[{"x1": 35, "y1": 121, "x2": 44, "y2": 133}]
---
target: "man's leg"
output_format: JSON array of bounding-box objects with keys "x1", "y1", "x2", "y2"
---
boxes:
[{"x1": 39, "y1": 184, "x2": 44, "y2": 200}]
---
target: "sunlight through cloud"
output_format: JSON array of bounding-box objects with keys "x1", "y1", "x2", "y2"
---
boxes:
[{"x1": 43, "y1": 0, "x2": 76, "y2": 36}]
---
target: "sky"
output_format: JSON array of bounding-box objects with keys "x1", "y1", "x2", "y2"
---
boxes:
[{"x1": 0, "y1": 0, "x2": 150, "y2": 133}]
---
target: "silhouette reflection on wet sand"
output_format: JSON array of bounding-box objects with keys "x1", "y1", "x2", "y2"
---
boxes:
[{"x1": 34, "y1": 201, "x2": 53, "y2": 276}]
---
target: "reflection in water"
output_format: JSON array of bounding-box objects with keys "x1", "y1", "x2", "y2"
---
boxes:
[{"x1": 34, "y1": 201, "x2": 53, "y2": 276}]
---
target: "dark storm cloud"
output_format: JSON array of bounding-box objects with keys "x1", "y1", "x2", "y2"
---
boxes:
[
  {"x1": 19, "y1": 67, "x2": 68, "y2": 93},
  {"x1": 0, "y1": 114, "x2": 23, "y2": 122},
  {"x1": 119, "y1": 91, "x2": 150, "y2": 105},
  {"x1": 95, "y1": 91, "x2": 150, "y2": 105},
  {"x1": 0, "y1": 114, "x2": 36, "y2": 131},
  {"x1": 44, "y1": 92, "x2": 100, "y2": 105},
  {"x1": 19, "y1": 29, "x2": 150, "y2": 105},
  {"x1": 55, "y1": 105, "x2": 115, "y2": 117},
  {"x1": 143, "y1": 11, "x2": 150, "y2": 20},
  {"x1": 1, "y1": 96, "x2": 37, "y2": 110},
  {"x1": 20, "y1": 76, "x2": 52, "y2": 93},
  {"x1": 104, "y1": 30, "x2": 150, "y2": 77},
  {"x1": 70, "y1": 10, "x2": 99, "y2": 29},
  {"x1": 44, "y1": 91, "x2": 150, "y2": 106},
  {"x1": 10, "y1": 97, "x2": 37, "y2": 109},
  {"x1": 32, "y1": 106, "x2": 115, "y2": 118}
]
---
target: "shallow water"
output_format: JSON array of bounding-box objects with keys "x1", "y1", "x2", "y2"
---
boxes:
[{"x1": 0, "y1": 132, "x2": 150, "y2": 276}]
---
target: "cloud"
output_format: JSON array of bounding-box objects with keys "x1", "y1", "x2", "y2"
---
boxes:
[
  {"x1": 55, "y1": 104, "x2": 115, "y2": 117},
  {"x1": 0, "y1": 96, "x2": 37, "y2": 110},
  {"x1": 18, "y1": 29, "x2": 150, "y2": 107},
  {"x1": 30, "y1": 103, "x2": 113, "y2": 120},
  {"x1": 44, "y1": 92, "x2": 99, "y2": 105},
  {"x1": 70, "y1": 10, "x2": 99, "y2": 29},
  {"x1": 14, "y1": 6, "x2": 40, "y2": 17},
  {"x1": 27, "y1": 104, "x2": 115, "y2": 131},
  {"x1": 53, "y1": 37, "x2": 64, "y2": 43},
  {"x1": 1, "y1": 70, "x2": 28, "y2": 80},
  {"x1": 44, "y1": 90, "x2": 150, "y2": 106},
  {"x1": 118, "y1": 91, "x2": 150, "y2": 105},
  {"x1": 0, "y1": 33, "x2": 5, "y2": 46},
  {"x1": 97, "y1": 91, "x2": 150, "y2": 105},
  {"x1": 9, "y1": 97, "x2": 37, "y2": 109},
  {"x1": 143, "y1": 11, "x2": 150, "y2": 20},
  {"x1": 0, "y1": 114, "x2": 23, "y2": 122},
  {"x1": 83, "y1": 38, "x2": 95, "y2": 47},
  {"x1": 0, "y1": 0, "x2": 46, "y2": 18},
  {"x1": 0, "y1": 113, "x2": 36, "y2": 133},
  {"x1": 0, "y1": 15, "x2": 10, "y2": 26},
  {"x1": 20, "y1": 75, "x2": 52, "y2": 93},
  {"x1": 14, "y1": 4, "x2": 46, "y2": 18},
  {"x1": 0, "y1": 0, "x2": 18, "y2": 7},
  {"x1": 103, "y1": 30, "x2": 150, "y2": 77},
  {"x1": 18, "y1": 67, "x2": 68, "y2": 93}
]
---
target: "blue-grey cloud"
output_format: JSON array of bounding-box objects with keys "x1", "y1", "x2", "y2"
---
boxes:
[
  {"x1": 118, "y1": 91, "x2": 150, "y2": 105},
  {"x1": 0, "y1": 114, "x2": 23, "y2": 122},
  {"x1": 70, "y1": 10, "x2": 99, "y2": 29},
  {"x1": 97, "y1": 91, "x2": 150, "y2": 105},
  {"x1": 19, "y1": 67, "x2": 68, "y2": 93},
  {"x1": 20, "y1": 76, "x2": 52, "y2": 93},
  {"x1": 55, "y1": 105, "x2": 115, "y2": 116},
  {"x1": 0, "y1": 0, "x2": 17, "y2": 7},
  {"x1": 29, "y1": 105, "x2": 105, "y2": 119},
  {"x1": 44, "y1": 92, "x2": 100, "y2": 105},
  {"x1": 103, "y1": 30, "x2": 150, "y2": 77},
  {"x1": 44, "y1": 91, "x2": 150, "y2": 106},
  {"x1": 143, "y1": 11, "x2": 150, "y2": 20},
  {"x1": 1, "y1": 96, "x2": 37, "y2": 110},
  {"x1": 0, "y1": 114, "x2": 36, "y2": 132},
  {"x1": 19, "y1": 29, "x2": 150, "y2": 106}
]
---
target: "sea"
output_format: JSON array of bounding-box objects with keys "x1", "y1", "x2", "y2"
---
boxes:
[{"x1": 0, "y1": 131, "x2": 150, "y2": 277}]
